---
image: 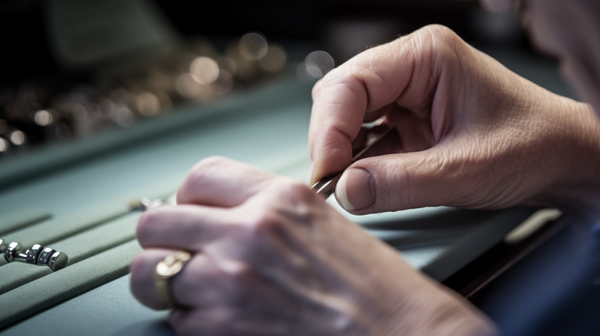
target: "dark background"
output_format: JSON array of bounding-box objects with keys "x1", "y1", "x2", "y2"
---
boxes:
[{"x1": 0, "y1": 0, "x2": 530, "y2": 85}]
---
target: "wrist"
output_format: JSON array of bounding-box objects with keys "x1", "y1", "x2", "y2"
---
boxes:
[
  {"x1": 543, "y1": 98, "x2": 600, "y2": 212},
  {"x1": 388, "y1": 283, "x2": 497, "y2": 336},
  {"x1": 364, "y1": 264, "x2": 497, "y2": 336}
]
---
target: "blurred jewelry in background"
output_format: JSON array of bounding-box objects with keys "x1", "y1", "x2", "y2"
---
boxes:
[
  {"x1": 0, "y1": 0, "x2": 335, "y2": 158},
  {"x1": 0, "y1": 32, "x2": 293, "y2": 156}
]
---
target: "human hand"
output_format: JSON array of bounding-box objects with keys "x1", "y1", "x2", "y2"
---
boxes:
[
  {"x1": 131, "y1": 157, "x2": 494, "y2": 336},
  {"x1": 309, "y1": 25, "x2": 600, "y2": 214}
]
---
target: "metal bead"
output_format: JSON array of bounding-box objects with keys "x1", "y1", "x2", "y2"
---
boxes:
[
  {"x1": 0, "y1": 238, "x2": 7, "y2": 253},
  {"x1": 37, "y1": 247, "x2": 56, "y2": 265},
  {"x1": 48, "y1": 251, "x2": 68, "y2": 271},
  {"x1": 27, "y1": 244, "x2": 44, "y2": 264},
  {"x1": 4, "y1": 241, "x2": 23, "y2": 263}
]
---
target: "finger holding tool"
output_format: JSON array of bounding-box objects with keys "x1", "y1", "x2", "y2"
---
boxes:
[{"x1": 311, "y1": 126, "x2": 398, "y2": 199}]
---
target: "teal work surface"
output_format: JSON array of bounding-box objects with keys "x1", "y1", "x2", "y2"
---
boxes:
[{"x1": 0, "y1": 45, "x2": 568, "y2": 333}]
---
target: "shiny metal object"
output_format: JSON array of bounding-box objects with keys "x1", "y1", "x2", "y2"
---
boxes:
[
  {"x1": 2, "y1": 240, "x2": 68, "y2": 271},
  {"x1": 4, "y1": 241, "x2": 23, "y2": 263},
  {"x1": 311, "y1": 127, "x2": 395, "y2": 199},
  {"x1": 128, "y1": 197, "x2": 164, "y2": 211},
  {"x1": 37, "y1": 247, "x2": 56, "y2": 265},
  {"x1": 48, "y1": 251, "x2": 68, "y2": 271},
  {"x1": 153, "y1": 251, "x2": 192, "y2": 309},
  {"x1": 26, "y1": 244, "x2": 44, "y2": 264},
  {"x1": 0, "y1": 238, "x2": 8, "y2": 254},
  {"x1": 311, "y1": 173, "x2": 342, "y2": 200}
]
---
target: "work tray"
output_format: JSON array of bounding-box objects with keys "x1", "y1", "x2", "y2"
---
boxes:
[{"x1": 0, "y1": 78, "x2": 536, "y2": 334}]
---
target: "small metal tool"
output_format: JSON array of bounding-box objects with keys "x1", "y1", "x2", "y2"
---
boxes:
[
  {"x1": 2, "y1": 239, "x2": 68, "y2": 271},
  {"x1": 128, "y1": 197, "x2": 164, "y2": 211},
  {"x1": 311, "y1": 127, "x2": 396, "y2": 199}
]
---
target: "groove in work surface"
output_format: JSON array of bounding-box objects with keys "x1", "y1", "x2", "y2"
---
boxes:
[
  {"x1": 0, "y1": 208, "x2": 52, "y2": 236},
  {"x1": 0, "y1": 213, "x2": 141, "y2": 295},
  {"x1": 0, "y1": 240, "x2": 142, "y2": 330},
  {"x1": 0, "y1": 200, "x2": 128, "y2": 267},
  {"x1": 0, "y1": 175, "x2": 178, "y2": 267}
]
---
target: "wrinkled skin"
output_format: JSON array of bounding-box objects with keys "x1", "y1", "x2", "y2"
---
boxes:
[
  {"x1": 131, "y1": 157, "x2": 494, "y2": 336},
  {"x1": 131, "y1": 1, "x2": 600, "y2": 335},
  {"x1": 309, "y1": 25, "x2": 600, "y2": 215}
]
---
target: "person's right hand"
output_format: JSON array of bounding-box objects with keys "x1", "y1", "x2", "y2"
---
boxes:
[{"x1": 309, "y1": 25, "x2": 600, "y2": 214}]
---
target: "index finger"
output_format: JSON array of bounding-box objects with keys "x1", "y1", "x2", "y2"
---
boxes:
[
  {"x1": 137, "y1": 205, "x2": 233, "y2": 250},
  {"x1": 308, "y1": 25, "x2": 454, "y2": 184},
  {"x1": 177, "y1": 156, "x2": 274, "y2": 207}
]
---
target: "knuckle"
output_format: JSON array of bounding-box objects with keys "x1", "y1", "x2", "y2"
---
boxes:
[
  {"x1": 398, "y1": 152, "x2": 449, "y2": 209},
  {"x1": 268, "y1": 179, "x2": 319, "y2": 214},
  {"x1": 408, "y1": 24, "x2": 463, "y2": 60},
  {"x1": 226, "y1": 262, "x2": 252, "y2": 282},
  {"x1": 311, "y1": 64, "x2": 366, "y2": 110},
  {"x1": 420, "y1": 24, "x2": 458, "y2": 43},
  {"x1": 390, "y1": 155, "x2": 436, "y2": 210},
  {"x1": 392, "y1": 163, "x2": 414, "y2": 210},
  {"x1": 247, "y1": 208, "x2": 281, "y2": 235},
  {"x1": 220, "y1": 264, "x2": 255, "y2": 304},
  {"x1": 423, "y1": 24, "x2": 455, "y2": 36},
  {"x1": 179, "y1": 156, "x2": 230, "y2": 201},
  {"x1": 269, "y1": 180, "x2": 318, "y2": 225},
  {"x1": 348, "y1": 51, "x2": 377, "y2": 78},
  {"x1": 316, "y1": 66, "x2": 347, "y2": 91},
  {"x1": 189, "y1": 156, "x2": 230, "y2": 180},
  {"x1": 207, "y1": 259, "x2": 253, "y2": 296},
  {"x1": 279, "y1": 180, "x2": 314, "y2": 201},
  {"x1": 236, "y1": 179, "x2": 318, "y2": 239}
]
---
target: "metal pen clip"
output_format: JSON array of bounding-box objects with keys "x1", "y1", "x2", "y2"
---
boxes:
[{"x1": 311, "y1": 127, "x2": 396, "y2": 199}]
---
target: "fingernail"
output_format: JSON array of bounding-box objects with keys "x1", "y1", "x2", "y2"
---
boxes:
[{"x1": 336, "y1": 168, "x2": 375, "y2": 211}]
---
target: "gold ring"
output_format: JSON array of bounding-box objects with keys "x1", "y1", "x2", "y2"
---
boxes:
[{"x1": 153, "y1": 250, "x2": 192, "y2": 309}]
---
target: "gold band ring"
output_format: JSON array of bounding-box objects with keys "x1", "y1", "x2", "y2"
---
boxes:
[{"x1": 153, "y1": 250, "x2": 192, "y2": 309}]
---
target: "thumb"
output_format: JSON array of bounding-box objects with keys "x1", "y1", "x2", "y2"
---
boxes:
[{"x1": 335, "y1": 148, "x2": 469, "y2": 214}]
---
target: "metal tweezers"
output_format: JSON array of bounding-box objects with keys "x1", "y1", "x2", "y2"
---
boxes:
[{"x1": 311, "y1": 127, "x2": 395, "y2": 199}]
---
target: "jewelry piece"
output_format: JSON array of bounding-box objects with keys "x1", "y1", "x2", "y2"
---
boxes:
[
  {"x1": 4, "y1": 241, "x2": 23, "y2": 263},
  {"x1": 153, "y1": 251, "x2": 192, "y2": 309},
  {"x1": 0, "y1": 238, "x2": 8, "y2": 253},
  {"x1": 2, "y1": 240, "x2": 68, "y2": 271}
]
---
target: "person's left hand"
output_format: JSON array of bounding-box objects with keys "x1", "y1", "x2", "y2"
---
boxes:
[{"x1": 130, "y1": 157, "x2": 494, "y2": 336}]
